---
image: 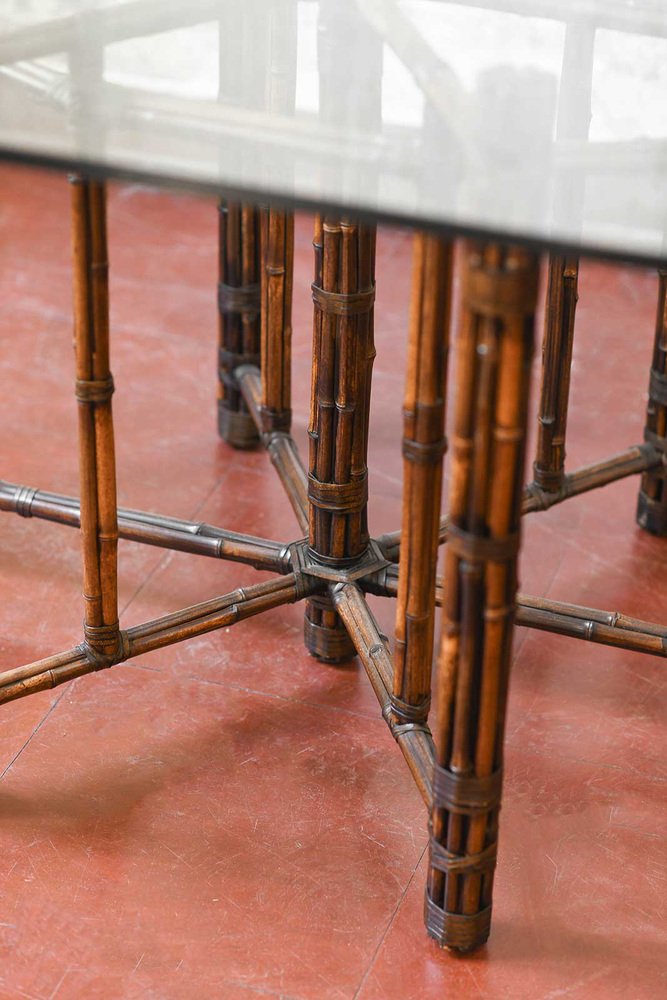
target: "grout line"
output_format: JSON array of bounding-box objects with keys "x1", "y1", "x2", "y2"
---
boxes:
[
  {"x1": 125, "y1": 659, "x2": 384, "y2": 723},
  {"x1": 0, "y1": 688, "x2": 68, "y2": 782},
  {"x1": 352, "y1": 843, "x2": 428, "y2": 1000},
  {"x1": 115, "y1": 466, "x2": 237, "y2": 622},
  {"x1": 0, "y1": 467, "x2": 235, "y2": 780}
]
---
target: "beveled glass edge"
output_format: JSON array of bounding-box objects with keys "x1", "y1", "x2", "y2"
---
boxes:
[{"x1": 1, "y1": 142, "x2": 665, "y2": 271}]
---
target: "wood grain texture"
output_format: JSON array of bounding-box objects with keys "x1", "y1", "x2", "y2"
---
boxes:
[
  {"x1": 70, "y1": 177, "x2": 122, "y2": 667},
  {"x1": 392, "y1": 234, "x2": 452, "y2": 728}
]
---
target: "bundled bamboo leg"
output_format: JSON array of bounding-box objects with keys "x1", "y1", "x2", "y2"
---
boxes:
[
  {"x1": 533, "y1": 255, "x2": 578, "y2": 491},
  {"x1": 70, "y1": 177, "x2": 124, "y2": 667},
  {"x1": 426, "y1": 242, "x2": 539, "y2": 952},
  {"x1": 637, "y1": 269, "x2": 667, "y2": 534},
  {"x1": 304, "y1": 215, "x2": 376, "y2": 662},
  {"x1": 392, "y1": 234, "x2": 452, "y2": 730},
  {"x1": 217, "y1": 200, "x2": 261, "y2": 448},
  {"x1": 236, "y1": 205, "x2": 308, "y2": 532}
]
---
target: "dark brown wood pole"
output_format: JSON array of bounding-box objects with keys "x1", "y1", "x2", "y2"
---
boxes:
[{"x1": 304, "y1": 215, "x2": 376, "y2": 662}]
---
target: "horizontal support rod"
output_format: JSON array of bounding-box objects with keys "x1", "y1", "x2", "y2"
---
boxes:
[
  {"x1": 376, "y1": 443, "x2": 661, "y2": 560},
  {"x1": 368, "y1": 567, "x2": 667, "y2": 659},
  {"x1": 330, "y1": 581, "x2": 434, "y2": 807},
  {"x1": 515, "y1": 600, "x2": 667, "y2": 656},
  {"x1": 0, "y1": 573, "x2": 322, "y2": 706},
  {"x1": 237, "y1": 365, "x2": 309, "y2": 534},
  {"x1": 0, "y1": 480, "x2": 289, "y2": 573}
]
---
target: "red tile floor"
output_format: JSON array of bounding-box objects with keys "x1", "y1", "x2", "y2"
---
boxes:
[{"x1": 0, "y1": 164, "x2": 665, "y2": 999}]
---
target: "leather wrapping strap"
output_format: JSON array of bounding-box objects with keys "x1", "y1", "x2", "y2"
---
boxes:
[
  {"x1": 307, "y1": 474, "x2": 368, "y2": 513},
  {"x1": 644, "y1": 428, "x2": 667, "y2": 455},
  {"x1": 75, "y1": 376, "x2": 115, "y2": 403},
  {"x1": 448, "y1": 523, "x2": 520, "y2": 562},
  {"x1": 218, "y1": 348, "x2": 260, "y2": 371},
  {"x1": 389, "y1": 693, "x2": 431, "y2": 724},
  {"x1": 82, "y1": 624, "x2": 130, "y2": 670},
  {"x1": 424, "y1": 894, "x2": 492, "y2": 952},
  {"x1": 429, "y1": 838, "x2": 497, "y2": 876},
  {"x1": 432, "y1": 766, "x2": 503, "y2": 816},
  {"x1": 464, "y1": 262, "x2": 538, "y2": 318},
  {"x1": 218, "y1": 281, "x2": 260, "y2": 314},
  {"x1": 649, "y1": 368, "x2": 667, "y2": 408},
  {"x1": 311, "y1": 283, "x2": 375, "y2": 316},
  {"x1": 259, "y1": 406, "x2": 292, "y2": 435}
]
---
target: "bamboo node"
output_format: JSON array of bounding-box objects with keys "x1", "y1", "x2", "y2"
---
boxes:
[
  {"x1": 75, "y1": 376, "x2": 115, "y2": 403},
  {"x1": 402, "y1": 437, "x2": 447, "y2": 464},
  {"x1": 14, "y1": 486, "x2": 37, "y2": 518}
]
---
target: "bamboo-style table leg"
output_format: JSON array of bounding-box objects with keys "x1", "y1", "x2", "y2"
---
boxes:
[
  {"x1": 70, "y1": 177, "x2": 125, "y2": 667},
  {"x1": 392, "y1": 234, "x2": 452, "y2": 728},
  {"x1": 533, "y1": 254, "x2": 578, "y2": 492},
  {"x1": 259, "y1": 208, "x2": 294, "y2": 439},
  {"x1": 304, "y1": 216, "x2": 376, "y2": 662},
  {"x1": 637, "y1": 269, "x2": 667, "y2": 535},
  {"x1": 425, "y1": 242, "x2": 539, "y2": 952},
  {"x1": 217, "y1": 200, "x2": 262, "y2": 448}
]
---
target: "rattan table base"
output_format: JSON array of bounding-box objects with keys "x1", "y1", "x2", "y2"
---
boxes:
[{"x1": 2, "y1": 180, "x2": 666, "y2": 953}]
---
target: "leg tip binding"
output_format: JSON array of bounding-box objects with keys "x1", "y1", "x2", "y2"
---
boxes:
[
  {"x1": 636, "y1": 490, "x2": 667, "y2": 537},
  {"x1": 218, "y1": 404, "x2": 259, "y2": 450},
  {"x1": 424, "y1": 892, "x2": 491, "y2": 953},
  {"x1": 303, "y1": 617, "x2": 356, "y2": 664}
]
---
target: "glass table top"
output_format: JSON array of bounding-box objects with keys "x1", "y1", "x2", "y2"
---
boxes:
[{"x1": 0, "y1": 1, "x2": 666, "y2": 263}]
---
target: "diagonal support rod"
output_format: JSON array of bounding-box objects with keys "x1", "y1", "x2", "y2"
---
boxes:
[
  {"x1": 237, "y1": 364, "x2": 309, "y2": 533},
  {"x1": 376, "y1": 443, "x2": 661, "y2": 560},
  {"x1": 330, "y1": 581, "x2": 434, "y2": 806},
  {"x1": 0, "y1": 573, "x2": 321, "y2": 706}
]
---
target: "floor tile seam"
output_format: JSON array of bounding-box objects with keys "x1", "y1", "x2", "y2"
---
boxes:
[
  {"x1": 123, "y1": 659, "x2": 385, "y2": 723},
  {"x1": 115, "y1": 466, "x2": 239, "y2": 625},
  {"x1": 216, "y1": 979, "x2": 303, "y2": 1000},
  {"x1": 0, "y1": 687, "x2": 68, "y2": 782},
  {"x1": 351, "y1": 843, "x2": 429, "y2": 1000},
  {"x1": 0, "y1": 472, "x2": 232, "y2": 779}
]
